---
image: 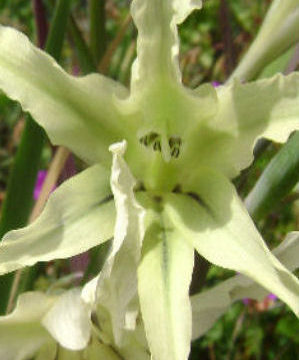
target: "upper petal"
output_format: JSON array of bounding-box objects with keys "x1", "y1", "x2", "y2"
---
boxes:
[
  {"x1": 0, "y1": 25, "x2": 131, "y2": 165},
  {"x1": 130, "y1": 0, "x2": 202, "y2": 91},
  {"x1": 183, "y1": 73, "x2": 299, "y2": 179}
]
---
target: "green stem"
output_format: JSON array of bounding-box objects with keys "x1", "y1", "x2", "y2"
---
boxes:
[
  {"x1": 89, "y1": 0, "x2": 106, "y2": 65},
  {"x1": 0, "y1": 0, "x2": 72, "y2": 315}
]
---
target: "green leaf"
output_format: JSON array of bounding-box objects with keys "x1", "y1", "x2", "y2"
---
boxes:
[
  {"x1": 245, "y1": 131, "x2": 299, "y2": 220},
  {"x1": 165, "y1": 169, "x2": 299, "y2": 316},
  {"x1": 0, "y1": 165, "x2": 115, "y2": 274},
  {"x1": 191, "y1": 231, "x2": 299, "y2": 340},
  {"x1": 0, "y1": 25, "x2": 131, "y2": 166},
  {"x1": 137, "y1": 198, "x2": 194, "y2": 360},
  {"x1": 0, "y1": 292, "x2": 56, "y2": 360},
  {"x1": 231, "y1": 0, "x2": 299, "y2": 81}
]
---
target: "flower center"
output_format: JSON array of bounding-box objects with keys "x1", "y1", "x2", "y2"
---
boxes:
[{"x1": 139, "y1": 132, "x2": 182, "y2": 158}]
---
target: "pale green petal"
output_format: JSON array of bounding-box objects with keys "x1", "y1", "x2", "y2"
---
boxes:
[
  {"x1": 0, "y1": 25, "x2": 131, "y2": 165},
  {"x1": 82, "y1": 278, "x2": 150, "y2": 360},
  {"x1": 127, "y1": 0, "x2": 205, "y2": 164},
  {"x1": 119, "y1": 325, "x2": 151, "y2": 360},
  {"x1": 96, "y1": 141, "x2": 145, "y2": 344},
  {"x1": 165, "y1": 169, "x2": 299, "y2": 316},
  {"x1": 56, "y1": 347, "x2": 84, "y2": 360},
  {"x1": 137, "y1": 200, "x2": 194, "y2": 360},
  {"x1": 42, "y1": 289, "x2": 91, "y2": 351},
  {"x1": 273, "y1": 232, "x2": 299, "y2": 271},
  {"x1": 130, "y1": 0, "x2": 202, "y2": 90},
  {"x1": 231, "y1": 0, "x2": 299, "y2": 81},
  {"x1": 84, "y1": 338, "x2": 121, "y2": 360},
  {"x1": 0, "y1": 292, "x2": 56, "y2": 360},
  {"x1": 35, "y1": 341, "x2": 57, "y2": 360},
  {"x1": 0, "y1": 165, "x2": 115, "y2": 275},
  {"x1": 190, "y1": 73, "x2": 299, "y2": 178},
  {"x1": 191, "y1": 231, "x2": 299, "y2": 340}
]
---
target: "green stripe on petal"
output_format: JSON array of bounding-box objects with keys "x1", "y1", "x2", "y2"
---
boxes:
[
  {"x1": 0, "y1": 25, "x2": 130, "y2": 165},
  {"x1": 138, "y1": 203, "x2": 194, "y2": 360},
  {"x1": 165, "y1": 169, "x2": 299, "y2": 316},
  {"x1": 0, "y1": 292, "x2": 56, "y2": 360},
  {"x1": 191, "y1": 231, "x2": 299, "y2": 340},
  {"x1": 0, "y1": 165, "x2": 115, "y2": 275}
]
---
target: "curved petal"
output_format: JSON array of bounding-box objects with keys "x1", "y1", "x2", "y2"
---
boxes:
[
  {"x1": 137, "y1": 198, "x2": 194, "y2": 360},
  {"x1": 0, "y1": 25, "x2": 130, "y2": 165},
  {"x1": 0, "y1": 292, "x2": 56, "y2": 360},
  {"x1": 96, "y1": 141, "x2": 145, "y2": 345},
  {"x1": 185, "y1": 73, "x2": 299, "y2": 179},
  {"x1": 0, "y1": 165, "x2": 115, "y2": 275},
  {"x1": 191, "y1": 231, "x2": 299, "y2": 340},
  {"x1": 42, "y1": 289, "x2": 91, "y2": 351},
  {"x1": 165, "y1": 169, "x2": 299, "y2": 316}
]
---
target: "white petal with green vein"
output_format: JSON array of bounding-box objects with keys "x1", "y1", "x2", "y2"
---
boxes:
[
  {"x1": 191, "y1": 231, "x2": 299, "y2": 339},
  {"x1": 0, "y1": 25, "x2": 130, "y2": 165},
  {"x1": 165, "y1": 169, "x2": 299, "y2": 316},
  {"x1": 0, "y1": 164, "x2": 115, "y2": 275},
  {"x1": 138, "y1": 204, "x2": 194, "y2": 360}
]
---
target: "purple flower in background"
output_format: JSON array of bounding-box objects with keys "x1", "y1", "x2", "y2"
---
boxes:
[
  {"x1": 267, "y1": 293, "x2": 277, "y2": 301},
  {"x1": 33, "y1": 170, "x2": 56, "y2": 200},
  {"x1": 242, "y1": 293, "x2": 278, "y2": 312},
  {"x1": 212, "y1": 81, "x2": 221, "y2": 87}
]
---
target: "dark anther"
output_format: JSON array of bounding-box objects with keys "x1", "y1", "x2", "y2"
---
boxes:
[
  {"x1": 135, "y1": 181, "x2": 146, "y2": 192},
  {"x1": 171, "y1": 147, "x2": 180, "y2": 158},
  {"x1": 153, "y1": 195, "x2": 162, "y2": 203},
  {"x1": 139, "y1": 132, "x2": 159, "y2": 147},
  {"x1": 153, "y1": 140, "x2": 161, "y2": 151},
  {"x1": 169, "y1": 136, "x2": 182, "y2": 147},
  {"x1": 172, "y1": 184, "x2": 182, "y2": 193}
]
